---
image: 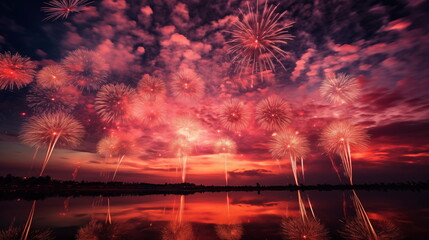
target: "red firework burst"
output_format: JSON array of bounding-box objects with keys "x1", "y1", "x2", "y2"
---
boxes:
[
  {"x1": 171, "y1": 71, "x2": 205, "y2": 101},
  {"x1": 19, "y1": 112, "x2": 85, "y2": 176},
  {"x1": 26, "y1": 85, "x2": 80, "y2": 113},
  {"x1": 36, "y1": 65, "x2": 70, "y2": 88},
  {"x1": 219, "y1": 99, "x2": 251, "y2": 132},
  {"x1": 137, "y1": 75, "x2": 166, "y2": 101},
  {"x1": 0, "y1": 52, "x2": 36, "y2": 90},
  {"x1": 215, "y1": 224, "x2": 243, "y2": 240},
  {"x1": 41, "y1": 0, "x2": 91, "y2": 21},
  {"x1": 281, "y1": 217, "x2": 330, "y2": 240},
  {"x1": 228, "y1": 1, "x2": 293, "y2": 86},
  {"x1": 320, "y1": 120, "x2": 369, "y2": 184},
  {"x1": 95, "y1": 84, "x2": 136, "y2": 124},
  {"x1": 131, "y1": 99, "x2": 167, "y2": 128},
  {"x1": 255, "y1": 96, "x2": 292, "y2": 131},
  {"x1": 62, "y1": 49, "x2": 109, "y2": 90},
  {"x1": 270, "y1": 129, "x2": 309, "y2": 185},
  {"x1": 320, "y1": 73, "x2": 360, "y2": 104}
]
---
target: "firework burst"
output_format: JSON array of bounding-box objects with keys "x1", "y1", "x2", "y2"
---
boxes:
[
  {"x1": 62, "y1": 49, "x2": 109, "y2": 90},
  {"x1": 320, "y1": 120, "x2": 369, "y2": 185},
  {"x1": 26, "y1": 85, "x2": 80, "y2": 113},
  {"x1": 215, "y1": 224, "x2": 243, "y2": 240},
  {"x1": 97, "y1": 135, "x2": 134, "y2": 181},
  {"x1": 320, "y1": 73, "x2": 360, "y2": 105},
  {"x1": 0, "y1": 52, "x2": 36, "y2": 90},
  {"x1": 270, "y1": 129, "x2": 309, "y2": 185},
  {"x1": 256, "y1": 96, "x2": 292, "y2": 131},
  {"x1": 227, "y1": 1, "x2": 293, "y2": 87},
  {"x1": 339, "y1": 217, "x2": 402, "y2": 240},
  {"x1": 162, "y1": 222, "x2": 194, "y2": 240},
  {"x1": 131, "y1": 99, "x2": 167, "y2": 128},
  {"x1": 214, "y1": 138, "x2": 237, "y2": 185},
  {"x1": 219, "y1": 99, "x2": 251, "y2": 132},
  {"x1": 171, "y1": 71, "x2": 205, "y2": 101},
  {"x1": 137, "y1": 75, "x2": 166, "y2": 101},
  {"x1": 20, "y1": 112, "x2": 85, "y2": 176},
  {"x1": 281, "y1": 217, "x2": 330, "y2": 240},
  {"x1": 41, "y1": 0, "x2": 91, "y2": 21},
  {"x1": 36, "y1": 65, "x2": 70, "y2": 88},
  {"x1": 95, "y1": 84, "x2": 136, "y2": 124},
  {"x1": 76, "y1": 219, "x2": 121, "y2": 240}
]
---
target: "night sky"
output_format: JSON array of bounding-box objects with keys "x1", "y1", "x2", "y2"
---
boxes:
[{"x1": 0, "y1": 0, "x2": 429, "y2": 185}]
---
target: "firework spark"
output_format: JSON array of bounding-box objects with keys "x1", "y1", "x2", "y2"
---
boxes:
[
  {"x1": 26, "y1": 85, "x2": 80, "y2": 113},
  {"x1": 41, "y1": 0, "x2": 91, "y2": 21},
  {"x1": 20, "y1": 112, "x2": 85, "y2": 176},
  {"x1": 270, "y1": 129, "x2": 309, "y2": 185},
  {"x1": 36, "y1": 65, "x2": 70, "y2": 88},
  {"x1": 320, "y1": 73, "x2": 360, "y2": 105},
  {"x1": 62, "y1": 49, "x2": 109, "y2": 90},
  {"x1": 227, "y1": 1, "x2": 293, "y2": 87},
  {"x1": 215, "y1": 224, "x2": 243, "y2": 240},
  {"x1": 171, "y1": 71, "x2": 205, "y2": 101},
  {"x1": 131, "y1": 99, "x2": 167, "y2": 128},
  {"x1": 256, "y1": 96, "x2": 292, "y2": 131},
  {"x1": 214, "y1": 138, "x2": 237, "y2": 185},
  {"x1": 281, "y1": 217, "x2": 330, "y2": 240},
  {"x1": 219, "y1": 99, "x2": 251, "y2": 132},
  {"x1": 95, "y1": 84, "x2": 136, "y2": 124},
  {"x1": 320, "y1": 120, "x2": 369, "y2": 184},
  {"x1": 137, "y1": 74, "x2": 166, "y2": 101},
  {"x1": 0, "y1": 52, "x2": 36, "y2": 90},
  {"x1": 97, "y1": 135, "x2": 134, "y2": 181}
]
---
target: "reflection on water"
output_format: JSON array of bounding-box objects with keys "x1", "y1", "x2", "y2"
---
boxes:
[{"x1": 0, "y1": 190, "x2": 427, "y2": 240}]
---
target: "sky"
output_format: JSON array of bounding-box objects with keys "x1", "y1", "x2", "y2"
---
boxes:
[{"x1": 0, "y1": 0, "x2": 428, "y2": 185}]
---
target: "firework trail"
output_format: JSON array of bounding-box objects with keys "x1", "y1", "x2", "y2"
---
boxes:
[
  {"x1": 340, "y1": 191, "x2": 402, "y2": 240},
  {"x1": 320, "y1": 73, "x2": 360, "y2": 105},
  {"x1": 320, "y1": 120, "x2": 369, "y2": 185},
  {"x1": 227, "y1": 0, "x2": 293, "y2": 87},
  {"x1": 214, "y1": 138, "x2": 237, "y2": 185},
  {"x1": 96, "y1": 135, "x2": 134, "y2": 181},
  {"x1": 170, "y1": 138, "x2": 192, "y2": 183},
  {"x1": 172, "y1": 116, "x2": 202, "y2": 182},
  {"x1": 219, "y1": 99, "x2": 250, "y2": 132},
  {"x1": 20, "y1": 112, "x2": 85, "y2": 176},
  {"x1": 105, "y1": 198, "x2": 112, "y2": 225},
  {"x1": 21, "y1": 200, "x2": 37, "y2": 240},
  {"x1": 41, "y1": 0, "x2": 91, "y2": 21},
  {"x1": 0, "y1": 52, "x2": 36, "y2": 90},
  {"x1": 270, "y1": 129, "x2": 309, "y2": 185},
  {"x1": 171, "y1": 71, "x2": 205, "y2": 102},
  {"x1": 162, "y1": 195, "x2": 194, "y2": 240},
  {"x1": 36, "y1": 65, "x2": 70, "y2": 88},
  {"x1": 256, "y1": 96, "x2": 292, "y2": 132},
  {"x1": 131, "y1": 98, "x2": 167, "y2": 128},
  {"x1": 95, "y1": 83, "x2": 136, "y2": 124},
  {"x1": 62, "y1": 49, "x2": 109, "y2": 90},
  {"x1": 26, "y1": 85, "x2": 80, "y2": 113},
  {"x1": 72, "y1": 163, "x2": 80, "y2": 181},
  {"x1": 137, "y1": 74, "x2": 166, "y2": 101}
]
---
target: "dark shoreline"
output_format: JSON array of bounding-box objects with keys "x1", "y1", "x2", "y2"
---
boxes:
[{"x1": 1, "y1": 175, "x2": 428, "y2": 200}]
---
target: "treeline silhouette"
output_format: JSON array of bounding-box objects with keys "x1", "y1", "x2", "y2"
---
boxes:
[{"x1": 0, "y1": 174, "x2": 428, "y2": 200}]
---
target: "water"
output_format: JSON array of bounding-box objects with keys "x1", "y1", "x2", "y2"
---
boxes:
[{"x1": 0, "y1": 190, "x2": 428, "y2": 239}]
